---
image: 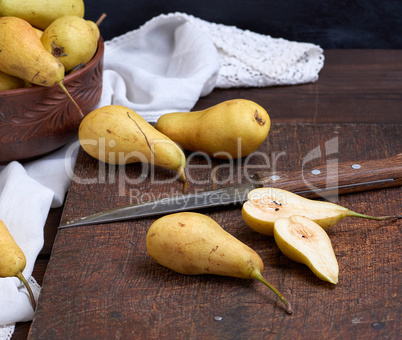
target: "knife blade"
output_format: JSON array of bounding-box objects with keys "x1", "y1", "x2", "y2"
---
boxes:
[{"x1": 59, "y1": 153, "x2": 402, "y2": 228}]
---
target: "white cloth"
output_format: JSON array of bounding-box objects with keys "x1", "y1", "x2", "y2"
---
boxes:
[
  {"x1": 0, "y1": 12, "x2": 323, "y2": 339},
  {"x1": 101, "y1": 12, "x2": 324, "y2": 121}
]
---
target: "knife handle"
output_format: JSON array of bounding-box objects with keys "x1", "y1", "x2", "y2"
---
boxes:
[{"x1": 253, "y1": 153, "x2": 402, "y2": 198}]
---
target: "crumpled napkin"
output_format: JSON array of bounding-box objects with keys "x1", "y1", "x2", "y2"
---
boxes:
[
  {"x1": 100, "y1": 12, "x2": 324, "y2": 121},
  {"x1": 0, "y1": 12, "x2": 324, "y2": 339}
]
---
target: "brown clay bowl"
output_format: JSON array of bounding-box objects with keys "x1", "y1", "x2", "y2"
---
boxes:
[{"x1": 0, "y1": 37, "x2": 104, "y2": 164}]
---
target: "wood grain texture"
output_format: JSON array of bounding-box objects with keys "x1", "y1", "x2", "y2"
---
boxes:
[
  {"x1": 192, "y1": 50, "x2": 402, "y2": 125},
  {"x1": 28, "y1": 123, "x2": 401, "y2": 339},
  {"x1": 13, "y1": 49, "x2": 402, "y2": 339},
  {"x1": 256, "y1": 153, "x2": 402, "y2": 198}
]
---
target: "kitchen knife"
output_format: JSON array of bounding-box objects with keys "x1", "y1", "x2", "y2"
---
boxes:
[{"x1": 59, "y1": 153, "x2": 402, "y2": 228}]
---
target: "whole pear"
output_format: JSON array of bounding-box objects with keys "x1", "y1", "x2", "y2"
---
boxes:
[
  {"x1": 41, "y1": 15, "x2": 100, "y2": 72},
  {"x1": 33, "y1": 27, "x2": 43, "y2": 39},
  {"x1": 0, "y1": 16, "x2": 84, "y2": 116},
  {"x1": 274, "y1": 215, "x2": 339, "y2": 284},
  {"x1": 242, "y1": 187, "x2": 401, "y2": 236},
  {"x1": 155, "y1": 99, "x2": 271, "y2": 159},
  {"x1": 146, "y1": 212, "x2": 292, "y2": 314},
  {"x1": 0, "y1": 219, "x2": 36, "y2": 310},
  {"x1": 0, "y1": 16, "x2": 64, "y2": 86},
  {"x1": 0, "y1": 0, "x2": 85, "y2": 30},
  {"x1": 79, "y1": 105, "x2": 187, "y2": 191},
  {"x1": 0, "y1": 71, "x2": 25, "y2": 91}
]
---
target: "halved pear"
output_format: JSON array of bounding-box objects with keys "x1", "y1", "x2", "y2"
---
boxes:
[
  {"x1": 242, "y1": 187, "x2": 400, "y2": 236},
  {"x1": 274, "y1": 215, "x2": 339, "y2": 284}
]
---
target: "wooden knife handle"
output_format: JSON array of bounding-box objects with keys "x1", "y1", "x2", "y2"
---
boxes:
[{"x1": 253, "y1": 153, "x2": 402, "y2": 198}]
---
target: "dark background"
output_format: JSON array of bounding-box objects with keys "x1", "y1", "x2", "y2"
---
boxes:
[{"x1": 84, "y1": 0, "x2": 402, "y2": 48}]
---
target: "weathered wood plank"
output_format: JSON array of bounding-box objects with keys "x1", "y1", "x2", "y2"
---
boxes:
[
  {"x1": 193, "y1": 50, "x2": 402, "y2": 125},
  {"x1": 28, "y1": 123, "x2": 401, "y2": 339}
]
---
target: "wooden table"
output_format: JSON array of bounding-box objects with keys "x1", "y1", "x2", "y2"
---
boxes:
[{"x1": 12, "y1": 50, "x2": 401, "y2": 339}]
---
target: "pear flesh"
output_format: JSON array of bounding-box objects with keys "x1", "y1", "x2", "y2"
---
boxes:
[
  {"x1": 146, "y1": 212, "x2": 292, "y2": 314},
  {"x1": 155, "y1": 99, "x2": 271, "y2": 159},
  {"x1": 0, "y1": 0, "x2": 85, "y2": 30},
  {"x1": 0, "y1": 219, "x2": 36, "y2": 310},
  {"x1": 274, "y1": 215, "x2": 339, "y2": 284},
  {"x1": 79, "y1": 105, "x2": 187, "y2": 190},
  {"x1": 242, "y1": 187, "x2": 399, "y2": 236},
  {"x1": 41, "y1": 15, "x2": 100, "y2": 72}
]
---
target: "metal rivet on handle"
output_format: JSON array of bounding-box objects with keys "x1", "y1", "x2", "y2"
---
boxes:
[
  {"x1": 351, "y1": 164, "x2": 361, "y2": 169},
  {"x1": 270, "y1": 175, "x2": 280, "y2": 181},
  {"x1": 311, "y1": 169, "x2": 321, "y2": 175}
]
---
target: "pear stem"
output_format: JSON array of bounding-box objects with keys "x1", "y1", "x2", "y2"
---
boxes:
[
  {"x1": 96, "y1": 13, "x2": 107, "y2": 26},
  {"x1": 177, "y1": 166, "x2": 188, "y2": 194},
  {"x1": 16, "y1": 271, "x2": 36, "y2": 311},
  {"x1": 349, "y1": 211, "x2": 402, "y2": 221},
  {"x1": 252, "y1": 270, "x2": 293, "y2": 314},
  {"x1": 58, "y1": 81, "x2": 84, "y2": 119}
]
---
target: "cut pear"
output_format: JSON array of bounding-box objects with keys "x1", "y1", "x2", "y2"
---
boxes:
[
  {"x1": 242, "y1": 187, "x2": 400, "y2": 236},
  {"x1": 274, "y1": 215, "x2": 339, "y2": 284}
]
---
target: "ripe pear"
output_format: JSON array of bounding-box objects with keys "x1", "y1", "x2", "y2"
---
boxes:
[
  {"x1": 0, "y1": 0, "x2": 85, "y2": 30},
  {"x1": 0, "y1": 16, "x2": 83, "y2": 116},
  {"x1": 0, "y1": 70, "x2": 25, "y2": 91},
  {"x1": 33, "y1": 27, "x2": 44, "y2": 39},
  {"x1": 274, "y1": 215, "x2": 339, "y2": 284},
  {"x1": 79, "y1": 105, "x2": 188, "y2": 191},
  {"x1": 146, "y1": 212, "x2": 292, "y2": 314},
  {"x1": 0, "y1": 219, "x2": 36, "y2": 310},
  {"x1": 0, "y1": 16, "x2": 64, "y2": 86},
  {"x1": 41, "y1": 15, "x2": 100, "y2": 72},
  {"x1": 155, "y1": 99, "x2": 271, "y2": 159},
  {"x1": 242, "y1": 187, "x2": 401, "y2": 236}
]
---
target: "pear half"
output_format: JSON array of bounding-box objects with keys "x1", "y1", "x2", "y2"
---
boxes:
[
  {"x1": 242, "y1": 187, "x2": 400, "y2": 236},
  {"x1": 274, "y1": 215, "x2": 339, "y2": 284}
]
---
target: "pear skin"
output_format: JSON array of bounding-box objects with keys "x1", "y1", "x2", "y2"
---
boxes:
[
  {"x1": 0, "y1": 16, "x2": 84, "y2": 116},
  {"x1": 242, "y1": 187, "x2": 401, "y2": 236},
  {"x1": 0, "y1": 0, "x2": 85, "y2": 30},
  {"x1": 0, "y1": 70, "x2": 25, "y2": 91},
  {"x1": 146, "y1": 212, "x2": 292, "y2": 314},
  {"x1": 155, "y1": 99, "x2": 271, "y2": 159},
  {"x1": 33, "y1": 27, "x2": 44, "y2": 39},
  {"x1": 41, "y1": 15, "x2": 100, "y2": 72},
  {"x1": 0, "y1": 16, "x2": 65, "y2": 87},
  {"x1": 79, "y1": 105, "x2": 187, "y2": 191},
  {"x1": 0, "y1": 219, "x2": 36, "y2": 310},
  {"x1": 274, "y1": 215, "x2": 339, "y2": 284}
]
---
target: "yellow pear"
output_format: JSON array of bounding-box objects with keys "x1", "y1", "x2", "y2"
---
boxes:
[
  {"x1": 155, "y1": 99, "x2": 271, "y2": 159},
  {"x1": 146, "y1": 212, "x2": 292, "y2": 314},
  {"x1": 0, "y1": 70, "x2": 25, "y2": 91},
  {"x1": 274, "y1": 215, "x2": 339, "y2": 284},
  {"x1": 0, "y1": 16, "x2": 83, "y2": 116},
  {"x1": 33, "y1": 27, "x2": 43, "y2": 39},
  {"x1": 41, "y1": 15, "x2": 100, "y2": 72},
  {"x1": 242, "y1": 187, "x2": 401, "y2": 236},
  {"x1": 0, "y1": 0, "x2": 85, "y2": 30},
  {"x1": 0, "y1": 16, "x2": 64, "y2": 86},
  {"x1": 79, "y1": 105, "x2": 188, "y2": 191},
  {"x1": 0, "y1": 219, "x2": 36, "y2": 310}
]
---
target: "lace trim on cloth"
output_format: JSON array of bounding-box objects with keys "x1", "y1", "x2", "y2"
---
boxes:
[
  {"x1": 106, "y1": 12, "x2": 324, "y2": 89},
  {"x1": 182, "y1": 13, "x2": 325, "y2": 88},
  {"x1": 0, "y1": 324, "x2": 15, "y2": 340},
  {"x1": 0, "y1": 277, "x2": 41, "y2": 340}
]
